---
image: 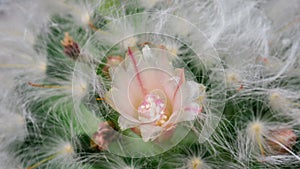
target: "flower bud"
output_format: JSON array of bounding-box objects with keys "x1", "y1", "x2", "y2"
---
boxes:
[
  {"x1": 61, "y1": 32, "x2": 81, "y2": 60},
  {"x1": 91, "y1": 121, "x2": 116, "y2": 151},
  {"x1": 102, "y1": 56, "x2": 123, "y2": 74},
  {"x1": 267, "y1": 128, "x2": 297, "y2": 154}
]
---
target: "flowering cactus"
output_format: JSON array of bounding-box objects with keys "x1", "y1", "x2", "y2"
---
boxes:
[
  {"x1": 105, "y1": 46, "x2": 203, "y2": 142},
  {"x1": 0, "y1": 0, "x2": 300, "y2": 169}
]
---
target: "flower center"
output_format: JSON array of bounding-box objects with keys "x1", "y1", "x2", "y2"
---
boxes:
[{"x1": 138, "y1": 93, "x2": 169, "y2": 125}]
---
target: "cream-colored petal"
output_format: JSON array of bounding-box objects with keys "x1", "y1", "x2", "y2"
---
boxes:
[
  {"x1": 110, "y1": 65, "x2": 144, "y2": 108},
  {"x1": 138, "y1": 68, "x2": 171, "y2": 92},
  {"x1": 139, "y1": 124, "x2": 163, "y2": 142},
  {"x1": 110, "y1": 88, "x2": 138, "y2": 120},
  {"x1": 118, "y1": 115, "x2": 140, "y2": 130},
  {"x1": 140, "y1": 46, "x2": 174, "y2": 72},
  {"x1": 184, "y1": 81, "x2": 202, "y2": 101},
  {"x1": 163, "y1": 76, "x2": 179, "y2": 101}
]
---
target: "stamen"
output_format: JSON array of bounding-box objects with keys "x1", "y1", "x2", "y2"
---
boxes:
[
  {"x1": 138, "y1": 94, "x2": 165, "y2": 122},
  {"x1": 137, "y1": 93, "x2": 171, "y2": 126}
]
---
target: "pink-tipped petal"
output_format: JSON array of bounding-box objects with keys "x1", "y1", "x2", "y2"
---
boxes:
[
  {"x1": 184, "y1": 81, "x2": 202, "y2": 101},
  {"x1": 128, "y1": 47, "x2": 147, "y2": 95},
  {"x1": 138, "y1": 68, "x2": 171, "y2": 92},
  {"x1": 172, "y1": 68, "x2": 185, "y2": 102},
  {"x1": 167, "y1": 102, "x2": 199, "y2": 125}
]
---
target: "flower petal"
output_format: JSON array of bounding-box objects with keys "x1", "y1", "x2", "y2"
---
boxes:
[
  {"x1": 181, "y1": 102, "x2": 201, "y2": 121},
  {"x1": 138, "y1": 68, "x2": 171, "y2": 93},
  {"x1": 172, "y1": 68, "x2": 185, "y2": 102},
  {"x1": 166, "y1": 102, "x2": 200, "y2": 125},
  {"x1": 184, "y1": 81, "x2": 203, "y2": 101},
  {"x1": 163, "y1": 68, "x2": 185, "y2": 112},
  {"x1": 139, "y1": 124, "x2": 163, "y2": 142},
  {"x1": 127, "y1": 47, "x2": 147, "y2": 95},
  {"x1": 109, "y1": 87, "x2": 139, "y2": 121},
  {"x1": 118, "y1": 115, "x2": 139, "y2": 130}
]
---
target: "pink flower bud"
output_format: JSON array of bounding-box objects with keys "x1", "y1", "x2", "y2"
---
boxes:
[
  {"x1": 103, "y1": 56, "x2": 123, "y2": 74},
  {"x1": 91, "y1": 121, "x2": 116, "y2": 151},
  {"x1": 267, "y1": 128, "x2": 297, "y2": 154}
]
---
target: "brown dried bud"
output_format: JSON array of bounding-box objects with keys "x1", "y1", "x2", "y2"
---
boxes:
[
  {"x1": 91, "y1": 121, "x2": 116, "y2": 151},
  {"x1": 138, "y1": 41, "x2": 152, "y2": 47},
  {"x1": 61, "y1": 32, "x2": 81, "y2": 60},
  {"x1": 267, "y1": 128, "x2": 297, "y2": 154}
]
